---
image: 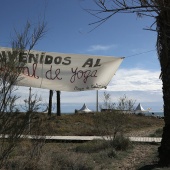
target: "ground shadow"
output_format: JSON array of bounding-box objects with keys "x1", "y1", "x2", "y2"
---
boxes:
[{"x1": 138, "y1": 164, "x2": 159, "y2": 170}]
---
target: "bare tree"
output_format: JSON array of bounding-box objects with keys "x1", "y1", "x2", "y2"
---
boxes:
[
  {"x1": 23, "y1": 93, "x2": 44, "y2": 113},
  {"x1": 88, "y1": 0, "x2": 170, "y2": 166},
  {"x1": 0, "y1": 20, "x2": 46, "y2": 168},
  {"x1": 117, "y1": 94, "x2": 136, "y2": 112},
  {"x1": 101, "y1": 92, "x2": 136, "y2": 112},
  {"x1": 100, "y1": 91, "x2": 116, "y2": 111}
]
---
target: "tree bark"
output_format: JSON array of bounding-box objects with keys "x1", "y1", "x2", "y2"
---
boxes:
[{"x1": 157, "y1": 6, "x2": 170, "y2": 166}]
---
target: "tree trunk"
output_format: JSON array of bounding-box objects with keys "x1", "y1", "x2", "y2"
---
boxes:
[
  {"x1": 56, "y1": 91, "x2": 61, "y2": 116},
  {"x1": 48, "y1": 90, "x2": 53, "y2": 116},
  {"x1": 157, "y1": 7, "x2": 170, "y2": 166}
]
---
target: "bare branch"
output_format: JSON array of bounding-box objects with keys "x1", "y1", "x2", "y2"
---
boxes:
[
  {"x1": 0, "y1": 19, "x2": 46, "y2": 167},
  {"x1": 87, "y1": 0, "x2": 159, "y2": 28}
]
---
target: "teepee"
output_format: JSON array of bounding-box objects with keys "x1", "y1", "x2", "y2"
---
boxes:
[
  {"x1": 76, "y1": 103, "x2": 92, "y2": 113},
  {"x1": 135, "y1": 103, "x2": 148, "y2": 114}
]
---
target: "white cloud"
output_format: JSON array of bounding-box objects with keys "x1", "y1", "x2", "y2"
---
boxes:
[
  {"x1": 101, "y1": 68, "x2": 163, "y2": 111},
  {"x1": 107, "y1": 68, "x2": 162, "y2": 92},
  {"x1": 15, "y1": 68, "x2": 163, "y2": 112},
  {"x1": 88, "y1": 44, "x2": 116, "y2": 52}
]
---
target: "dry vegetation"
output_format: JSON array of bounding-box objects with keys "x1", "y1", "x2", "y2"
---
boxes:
[
  {"x1": 0, "y1": 112, "x2": 166, "y2": 170},
  {"x1": 29, "y1": 112, "x2": 164, "y2": 136}
]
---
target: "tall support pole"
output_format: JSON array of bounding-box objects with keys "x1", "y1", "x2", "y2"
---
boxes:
[
  {"x1": 56, "y1": 91, "x2": 61, "y2": 116},
  {"x1": 28, "y1": 87, "x2": 31, "y2": 134},
  {"x1": 48, "y1": 90, "x2": 53, "y2": 116},
  {"x1": 28, "y1": 87, "x2": 31, "y2": 112},
  {"x1": 96, "y1": 90, "x2": 98, "y2": 112}
]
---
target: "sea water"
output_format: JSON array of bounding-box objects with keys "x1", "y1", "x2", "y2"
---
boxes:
[{"x1": 145, "y1": 112, "x2": 164, "y2": 117}]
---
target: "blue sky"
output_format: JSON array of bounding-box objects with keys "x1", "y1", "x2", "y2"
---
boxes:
[{"x1": 0, "y1": 0, "x2": 162, "y2": 112}]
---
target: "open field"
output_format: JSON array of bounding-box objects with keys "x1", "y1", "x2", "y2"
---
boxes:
[
  {"x1": 29, "y1": 112, "x2": 164, "y2": 136},
  {"x1": 1, "y1": 112, "x2": 166, "y2": 169}
]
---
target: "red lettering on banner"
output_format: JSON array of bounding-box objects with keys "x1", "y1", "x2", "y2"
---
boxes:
[
  {"x1": 17, "y1": 63, "x2": 39, "y2": 79},
  {"x1": 70, "y1": 67, "x2": 97, "y2": 83},
  {"x1": 29, "y1": 63, "x2": 39, "y2": 79},
  {"x1": 46, "y1": 65, "x2": 62, "y2": 80}
]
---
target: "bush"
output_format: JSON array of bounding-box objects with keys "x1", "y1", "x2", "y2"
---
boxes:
[
  {"x1": 93, "y1": 148, "x2": 117, "y2": 164},
  {"x1": 74, "y1": 140, "x2": 109, "y2": 153},
  {"x1": 49, "y1": 151, "x2": 94, "y2": 170},
  {"x1": 149, "y1": 128, "x2": 163, "y2": 137},
  {"x1": 111, "y1": 135, "x2": 131, "y2": 151},
  {"x1": 107, "y1": 149, "x2": 117, "y2": 158},
  {"x1": 75, "y1": 135, "x2": 131, "y2": 154}
]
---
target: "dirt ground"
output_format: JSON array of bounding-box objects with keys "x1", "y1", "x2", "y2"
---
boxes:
[
  {"x1": 113, "y1": 127, "x2": 168, "y2": 170},
  {"x1": 112, "y1": 143, "x2": 159, "y2": 170}
]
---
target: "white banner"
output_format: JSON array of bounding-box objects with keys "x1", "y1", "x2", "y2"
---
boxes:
[{"x1": 0, "y1": 47, "x2": 124, "y2": 91}]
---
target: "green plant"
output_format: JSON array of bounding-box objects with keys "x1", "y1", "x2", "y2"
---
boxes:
[
  {"x1": 111, "y1": 135, "x2": 131, "y2": 151},
  {"x1": 75, "y1": 140, "x2": 110, "y2": 153},
  {"x1": 150, "y1": 128, "x2": 163, "y2": 137}
]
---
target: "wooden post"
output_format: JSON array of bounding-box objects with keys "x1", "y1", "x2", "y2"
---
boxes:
[
  {"x1": 48, "y1": 90, "x2": 53, "y2": 116},
  {"x1": 96, "y1": 90, "x2": 98, "y2": 112},
  {"x1": 56, "y1": 91, "x2": 61, "y2": 116}
]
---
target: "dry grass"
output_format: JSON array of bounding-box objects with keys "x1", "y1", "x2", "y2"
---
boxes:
[
  {"x1": 0, "y1": 112, "x2": 165, "y2": 169},
  {"x1": 29, "y1": 112, "x2": 164, "y2": 136}
]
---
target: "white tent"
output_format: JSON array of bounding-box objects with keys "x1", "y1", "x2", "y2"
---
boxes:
[
  {"x1": 135, "y1": 103, "x2": 148, "y2": 114},
  {"x1": 76, "y1": 103, "x2": 92, "y2": 113}
]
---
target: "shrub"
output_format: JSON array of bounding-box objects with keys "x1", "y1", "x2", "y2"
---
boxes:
[
  {"x1": 107, "y1": 149, "x2": 117, "y2": 158},
  {"x1": 111, "y1": 135, "x2": 131, "y2": 151},
  {"x1": 93, "y1": 148, "x2": 117, "y2": 164},
  {"x1": 49, "y1": 151, "x2": 94, "y2": 170},
  {"x1": 149, "y1": 128, "x2": 163, "y2": 137},
  {"x1": 74, "y1": 140, "x2": 110, "y2": 153},
  {"x1": 75, "y1": 135, "x2": 131, "y2": 154}
]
